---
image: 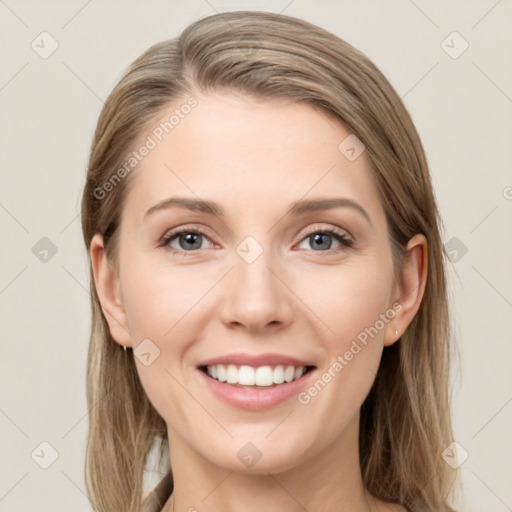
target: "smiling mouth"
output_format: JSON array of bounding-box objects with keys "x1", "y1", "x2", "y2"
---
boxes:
[{"x1": 198, "y1": 364, "x2": 316, "y2": 388}]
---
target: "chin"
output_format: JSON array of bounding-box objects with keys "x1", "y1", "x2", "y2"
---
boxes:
[{"x1": 199, "y1": 437, "x2": 314, "y2": 476}]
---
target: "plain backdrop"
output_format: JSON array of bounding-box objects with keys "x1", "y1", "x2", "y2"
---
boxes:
[{"x1": 1, "y1": 1, "x2": 511, "y2": 511}]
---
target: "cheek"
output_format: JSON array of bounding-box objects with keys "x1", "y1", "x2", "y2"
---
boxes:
[
  {"x1": 118, "y1": 249, "x2": 218, "y2": 407},
  {"x1": 118, "y1": 254, "x2": 208, "y2": 423},
  {"x1": 292, "y1": 257, "x2": 393, "y2": 411},
  {"x1": 120, "y1": 244, "x2": 394, "y2": 367},
  {"x1": 295, "y1": 257, "x2": 393, "y2": 348},
  {"x1": 120, "y1": 251, "x2": 205, "y2": 340}
]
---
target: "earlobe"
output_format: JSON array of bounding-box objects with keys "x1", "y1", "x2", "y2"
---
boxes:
[
  {"x1": 90, "y1": 233, "x2": 132, "y2": 348},
  {"x1": 384, "y1": 233, "x2": 428, "y2": 347}
]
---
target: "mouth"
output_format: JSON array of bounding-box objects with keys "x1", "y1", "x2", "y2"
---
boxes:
[
  {"x1": 195, "y1": 353, "x2": 318, "y2": 410},
  {"x1": 198, "y1": 364, "x2": 316, "y2": 388}
]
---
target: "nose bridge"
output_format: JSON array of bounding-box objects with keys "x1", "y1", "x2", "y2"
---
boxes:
[{"x1": 220, "y1": 234, "x2": 294, "y2": 331}]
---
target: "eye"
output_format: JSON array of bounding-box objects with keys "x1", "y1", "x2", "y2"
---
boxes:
[
  {"x1": 296, "y1": 227, "x2": 353, "y2": 252},
  {"x1": 160, "y1": 226, "x2": 214, "y2": 256},
  {"x1": 159, "y1": 224, "x2": 353, "y2": 256}
]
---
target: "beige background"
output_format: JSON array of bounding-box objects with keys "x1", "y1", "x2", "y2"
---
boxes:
[{"x1": 1, "y1": 1, "x2": 511, "y2": 510}]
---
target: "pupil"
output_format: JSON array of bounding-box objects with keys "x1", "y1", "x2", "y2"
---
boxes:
[
  {"x1": 312, "y1": 233, "x2": 331, "y2": 250},
  {"x1": 182, "y1": 233, "x2": 201, "y2": 250}
]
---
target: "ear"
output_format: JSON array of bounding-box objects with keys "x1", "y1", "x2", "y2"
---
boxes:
[
  {"x1": 90, "y1": 233, "x2": 132, "y2": 348},
  {"x1": 384, "y1": 233, "x2": 428, "y2": 347}
]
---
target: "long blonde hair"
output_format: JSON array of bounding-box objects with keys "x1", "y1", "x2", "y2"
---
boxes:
[{"x1": 81, "y1": 10, "x2": 459, "y2": 512}]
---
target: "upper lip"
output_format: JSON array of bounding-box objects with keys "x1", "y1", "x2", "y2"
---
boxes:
[{"x1": 198, "y1": 353, "x2": 316, "y2": 368}]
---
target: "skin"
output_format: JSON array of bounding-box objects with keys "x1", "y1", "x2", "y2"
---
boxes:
[{"x1": 91, "y1": 91, "x2": 426, "y2": 512}]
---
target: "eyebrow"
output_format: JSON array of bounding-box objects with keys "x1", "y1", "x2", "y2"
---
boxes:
[{"x1": 144, "y1": 196, "x2": 372, "y2": 226}]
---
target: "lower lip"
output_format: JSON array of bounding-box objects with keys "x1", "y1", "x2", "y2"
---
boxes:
[{"x1": 197, "y1": 368, "x2": 315, "y2": 411}]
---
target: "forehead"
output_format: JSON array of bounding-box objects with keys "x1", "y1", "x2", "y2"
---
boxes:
[{"x1": 123, "y1": 91, "x2": 385, "y2": 225}]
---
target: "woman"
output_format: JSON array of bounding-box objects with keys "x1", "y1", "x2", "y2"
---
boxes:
[{"x1": 81, "y1": 10, "x2": 459, "y2": 512}]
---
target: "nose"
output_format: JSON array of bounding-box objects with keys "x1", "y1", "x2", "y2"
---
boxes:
[{"x1": 219, "y1": 247, "x2": 295, "y2": 334}]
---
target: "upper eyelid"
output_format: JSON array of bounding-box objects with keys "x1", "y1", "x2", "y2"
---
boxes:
[
  {"x1": 161, "y1": 224, "x2": 215, "y2": 242},
  {"x1": 300, "y1": 224, "x2": 351, "y2": 239},
  {"x1": 161, "y1": 222, "x2": 352, "y2": 246}
]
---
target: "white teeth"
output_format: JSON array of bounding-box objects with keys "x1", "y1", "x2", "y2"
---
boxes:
[
  {"x1": 255, "y1": 366, "x2": 273, "y2": 386},
  {"x1": 284, "y1": 365, "x2": 295, "y2": 382},
  {"x1": 205, "y1": 364, "x2": 309, "y2": 386},
  {"x1": 226, "y1": 365, "x2": 238, "y2": 384},
  {"x1": 273, "y1": 365, "x2": 285, "y2": 384},
  {"x1": 238, "y1": 365, "x2": 254, "y2": 385},
  {"x1": 294, "y1": 367, "x2": 305, "y2": 380},
  {"x1": 216, "y1": 364, "x2": 226, "y2": 382}
]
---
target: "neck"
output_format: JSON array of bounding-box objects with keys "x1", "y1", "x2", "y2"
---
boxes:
[{"x1": 162, "y1": 413, "x2": 379, "y2": 512}]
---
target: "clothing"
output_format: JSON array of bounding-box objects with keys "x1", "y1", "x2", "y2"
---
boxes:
[
  {"x1": 141, "y1": 470, "x2": 173, "y2": 512},
  {"x1": 140, "y1": 471, "x2": 412, "y2": 512}
]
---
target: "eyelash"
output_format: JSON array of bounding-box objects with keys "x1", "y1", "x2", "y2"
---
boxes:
[{"x1": 159, "y1": 224, "x2": 354, "y2": 257}]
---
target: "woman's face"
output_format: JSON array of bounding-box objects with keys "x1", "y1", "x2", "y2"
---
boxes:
[{"x1": 92, "y1": 91, "x2": 424, "y2": 474}]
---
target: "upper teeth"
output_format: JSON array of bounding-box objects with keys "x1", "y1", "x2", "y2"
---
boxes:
[{"x1": 206, "y1": 364, "x2": 306, "y2": 386}]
